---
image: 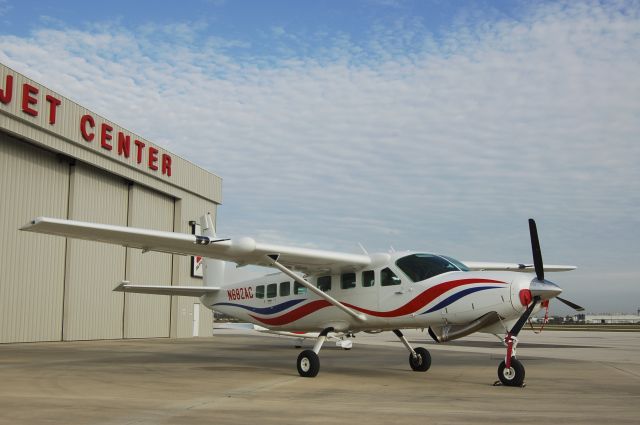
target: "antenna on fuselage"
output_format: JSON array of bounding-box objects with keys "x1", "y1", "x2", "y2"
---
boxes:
[{"x1": 358, "y1": 242, "x2": 368, "y2": 255}]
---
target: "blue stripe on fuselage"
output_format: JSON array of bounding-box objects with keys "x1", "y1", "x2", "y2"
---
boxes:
[
  {"x1": 421, "y1": 286, "x2": 502, "y2": 314},
  {"x1": 212, "y1": 298, "x2": 305, "y2": 315}
]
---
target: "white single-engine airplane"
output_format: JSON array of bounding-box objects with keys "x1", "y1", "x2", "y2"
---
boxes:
[{"x1": 22, "y1": 215, "x2": 583, "y2": 386}]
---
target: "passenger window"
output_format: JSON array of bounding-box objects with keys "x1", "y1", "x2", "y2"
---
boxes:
[
  {"x1": 294, "y1": 281, "x2": 307, "y2": 295},
  {"x1": 341, "y1": 273, "x2": 356, "y2": 289},
  {"x1": 280, "y1": 281, "x2": 291, "y2": 297},
  {"x1": 362, "y1": 270, "x2": 375, "y2": 287},
  {"x1": 381, "y1": 268, "x2": 401, "y2": 286},
  {"x1": 317, "y1": 276, "x2": 332, "y2": 292},
  {"x1": 267, "y1": 283, "x2": 277, "y2": 298},
  {"x1": 256, "y1": 285, "x2": 265, "y2": 299}
]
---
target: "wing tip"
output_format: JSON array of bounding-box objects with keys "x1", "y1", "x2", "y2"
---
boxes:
[{"x1": 20, "y1": 216, "x2": 46, "y2": 231}]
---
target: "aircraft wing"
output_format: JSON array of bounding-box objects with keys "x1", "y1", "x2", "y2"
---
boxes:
[
  {"x1": 462, "y1": 261, "x2": 576, "y2": 272},
  {"x1": 22, "y1": 217, "x2": 371, "y2": 273}
]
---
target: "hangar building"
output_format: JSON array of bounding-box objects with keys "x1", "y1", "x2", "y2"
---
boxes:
[{"x1": 0, "y1": 62, "x2": 223, "y2": 343}]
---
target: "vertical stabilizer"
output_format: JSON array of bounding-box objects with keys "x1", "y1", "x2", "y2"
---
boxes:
[{"x1": 199, "y1": 213, "x2": 225, "y2": 287}]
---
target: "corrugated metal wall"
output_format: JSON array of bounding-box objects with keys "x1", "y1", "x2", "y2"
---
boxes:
[
  {"x1": 63, "y1": 162, "x2": 128, "y2": 341},
  {"x1": 0, "y1": 136, "x2": 69, "y2": 343},
  {"x1": 1, "y1": 133, "x2": 218, "y2": 343},
  {"x1": 124, "y1": 185, "x2": 173, "y2": 338}
]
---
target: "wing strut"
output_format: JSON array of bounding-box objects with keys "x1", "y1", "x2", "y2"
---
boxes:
[{"x1": 265, "y1": 254, "x2": 367, "y2": 322}]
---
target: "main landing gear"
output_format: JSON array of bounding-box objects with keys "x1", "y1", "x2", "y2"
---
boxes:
[
  {"x1": 297, "y1": 327, "x2": 333, "y2": 377},
  {"x1": 393, "y1": 329, "x2": 431, "y2": 372},
  {"x1": 296, "y1": 328, "x2": 432, "y2": 377}
]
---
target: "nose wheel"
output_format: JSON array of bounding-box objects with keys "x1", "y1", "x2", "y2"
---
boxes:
[{"x1": 497, "y1": 357, "x2": 525, "y2": 387}]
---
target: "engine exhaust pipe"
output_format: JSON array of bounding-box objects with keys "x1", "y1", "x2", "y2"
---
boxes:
[{"x1": 428, "y1": 311, "x2": 501, "y2": 343}]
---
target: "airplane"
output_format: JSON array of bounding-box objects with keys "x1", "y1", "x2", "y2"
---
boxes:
[{"x1": 21, "y1": 215, "x2": 583, "y2": 386}]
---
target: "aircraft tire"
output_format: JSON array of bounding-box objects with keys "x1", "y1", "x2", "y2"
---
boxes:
[
  {"x1": 409, "y1": 347, "x2": 431, "y2": 372},
  {"x1": 497, "y1": 358, "x2": 525, "y2": 387},
  {"x1": 297, "y1": 350, "x2": 320, "y2": 377}
]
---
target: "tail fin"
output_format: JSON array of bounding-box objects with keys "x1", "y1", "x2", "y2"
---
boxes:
[{"x1": 200, "y1": 213, "x2": 225, "y2": 287}]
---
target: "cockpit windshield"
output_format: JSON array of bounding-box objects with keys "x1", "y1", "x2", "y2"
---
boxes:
[{"x1": 395, "y1": 253, "x2": 468, "y2": 282}]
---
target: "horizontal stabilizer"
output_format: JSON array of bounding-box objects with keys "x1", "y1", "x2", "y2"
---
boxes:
[{"x1": 114, "y1": 281, "x2": 220, "y2": 297}]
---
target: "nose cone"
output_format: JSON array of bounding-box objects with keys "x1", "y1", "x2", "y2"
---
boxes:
[{"x1": 530, "y1": 278, "x2": 563, "y2": 300}]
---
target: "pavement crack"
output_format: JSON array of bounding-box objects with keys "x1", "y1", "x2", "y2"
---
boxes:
[{"x1": 603, "y1": 363, "x2": 640, "y2": 380}]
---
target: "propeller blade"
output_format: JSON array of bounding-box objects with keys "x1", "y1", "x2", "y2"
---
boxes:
[
  {"x1": 528, "y1": 218, "x2": 544, "y2": 281},
  {"x1": 510, "y1": 298, "x2": 540, "y2": 337},
  {"x1": 556, "y1": 296, "x2": 585, "y2": 311}
]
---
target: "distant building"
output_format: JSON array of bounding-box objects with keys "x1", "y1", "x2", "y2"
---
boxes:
[{"x1": 576, "y1": 313, "x2": 640, "y2": 324}]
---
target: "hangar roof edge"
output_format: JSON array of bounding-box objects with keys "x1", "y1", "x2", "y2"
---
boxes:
[{"x1": 0, "y1": 62, "x2": 222, "y2": 203}]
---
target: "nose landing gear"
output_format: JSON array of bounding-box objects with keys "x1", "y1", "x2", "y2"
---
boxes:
[
  {"x1": 495, "y1": 298, "x2": 538, "y2": 387},
  {"x1": 496, "y1": 333, "x2": 526, "y2": 387}
]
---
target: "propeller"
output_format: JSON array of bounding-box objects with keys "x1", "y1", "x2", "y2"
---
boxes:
[
  {"x1": 556, "y1": 296, "x2": 585, "y2": 312},
  {"x1": 507, "y1": 219, "x2": 584, "y2": 340},
  {"x1": 528, "y1": 218, "x2": 584, "y2": 312}
]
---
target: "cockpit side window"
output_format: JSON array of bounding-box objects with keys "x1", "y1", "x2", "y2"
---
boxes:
[
  {"x1": 380, "y1": 267, "x2": 401, "y2": 286},
  {"x1": 396, "y1": 254, "x2": 462, "y2": 282}
]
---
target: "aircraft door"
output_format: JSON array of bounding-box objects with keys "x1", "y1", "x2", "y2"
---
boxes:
[{"x1": 377, "y1": 266, "x2": 406, "y2": 313}]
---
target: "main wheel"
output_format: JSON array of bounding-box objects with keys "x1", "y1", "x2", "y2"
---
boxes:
[
  {"x1": 497, "y1": 357, "x2": 525, "y2": 387},
  {"x1": 409, "y1": 347, "x2": 431, "y2": 372},
  {"x1": 297, "y1": 350, "x2": 320, "y2": 377}
]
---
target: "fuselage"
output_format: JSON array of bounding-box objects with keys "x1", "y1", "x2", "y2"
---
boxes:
[{"x1": 201, "y1": 251, "x2": 538, "y2": 333}]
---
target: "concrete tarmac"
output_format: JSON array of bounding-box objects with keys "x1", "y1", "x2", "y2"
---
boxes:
[{"x1": 0, "y1": 329, "x2": 638, "y2": 424}]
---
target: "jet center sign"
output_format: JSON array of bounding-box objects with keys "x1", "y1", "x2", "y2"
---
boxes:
[{"x1": 0, "y1": 71, "x2": 172, "y2": 178}]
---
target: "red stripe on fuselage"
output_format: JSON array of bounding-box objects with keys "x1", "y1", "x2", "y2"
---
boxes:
[
  {"x1": 249, "y1": 278, "x2": 506, "y2": 326},
  {"x1": 250, "y1": 300, "x2": 331, "y2": 326},
  {"x1": 345, "y1": 278, "x2": 506, "y2": 317}
]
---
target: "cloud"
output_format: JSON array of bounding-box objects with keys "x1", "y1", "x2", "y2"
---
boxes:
[{"x1": 1, "y1": 1, "x2": 638, "y2": 312}]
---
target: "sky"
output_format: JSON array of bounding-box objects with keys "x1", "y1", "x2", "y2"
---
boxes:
[{"x1": 1, "y1": 0, "x2": 638, "y2": 314}]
